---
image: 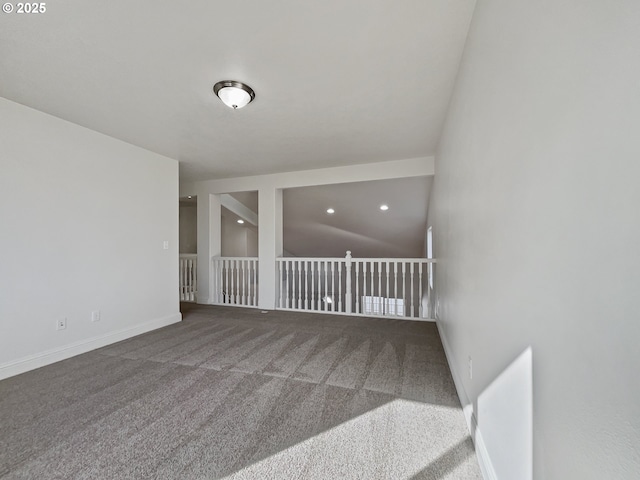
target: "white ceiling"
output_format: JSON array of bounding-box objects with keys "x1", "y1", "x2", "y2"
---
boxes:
[{"x1": 0, "y1": 0, "x2": 475, "y2": 182}]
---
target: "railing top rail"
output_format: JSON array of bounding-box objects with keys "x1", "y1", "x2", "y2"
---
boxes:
[
  {"x1": 351, "y1": 257, "x2": 437, "y2": 263},
  {"x1": 276, "y1": 256, "x2": 436, "y2": 263},
  {"x1": 180, "y1": 253, "x2": 198, "y2": 258},
  {"x1": 212, "y1": 256, "x2": 259, "y2": 261},
  {"x1": 276, "y1": 257, "x2": 346, "y2": 262}
]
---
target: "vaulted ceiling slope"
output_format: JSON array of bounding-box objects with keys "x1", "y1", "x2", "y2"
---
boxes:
[
  {"x1": 0, "y1": 0, "x2": 475, "y2": 181},
  {"x1": 284, "y1": 177, "x2": 432, "y2": 258}
]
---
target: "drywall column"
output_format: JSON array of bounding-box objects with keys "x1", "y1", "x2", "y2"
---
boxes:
[
  {"x1": 258, "y1": 187, "x2": 283, "y2": 309},
  {"x1": 196, "y1": 194, "x2": 221, "y2": 304}
]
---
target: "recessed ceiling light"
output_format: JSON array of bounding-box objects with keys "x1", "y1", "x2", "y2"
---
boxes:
[
  {"x1": 237, "y1": 219, "x2": 245, "y2": 224},
  {"x1": 380, "y1": 204, "x2": 389, "y2": 211},
  {"x1": 326, "y1": 208, "x2": 335, "y2": 214},
  {"x1": 213, "y1": 80, "x2": 255, "y2": 109}
]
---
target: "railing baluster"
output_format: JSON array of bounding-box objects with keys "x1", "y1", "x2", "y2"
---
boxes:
[
  {"x1": 338, "y1": 261, "x2": 343, "y2": 313},
  {"x1": 192, "y1": 259, "x2": 196, "y2": 300},
  {"x1": 245, "y1": 260, "x2": 249, "y2": 306},
  {"x1": 331, "y1": 261, "x2": 335, "y2": 312},
  {"x1": 246, "y1": 260, "x2": 250, "y2": 305},
  {"x1": 292, "y1": 260, "x2": 296, "y2": 309},
  {"x1": 181, "y1": 258, "x2": 186, "y2": 301},
  {"x1": 355, "y1": 260, "x2": 360, "y2": 314},
  {"x1": 222, "y1": 259, "x2": 227, "y2": 304},
  {"x1": 328, "y1": 261, "x2": 333, "y2": 312},
  {"x1": 297, "y1": 260, "x2": 302, "y2": 309},
  {"x1": 230, "y1": 259, "x2": 235, "y2": 304},
  {"x1": 278, "y1": 260, "x2": 283, "y2": 308},
  {"x1": 284, "y1": 260, "x2": 290, "y2": 308},
  {"x1": 251, "y1": 259, "x2": 256, "y2": 306},
  {"x1": 369, "y1": 261, "x2": 374, "y2": 313},
  {"x1": 179, "y1": 258, "x2": 183, "y2": 301},
  {"x1": 226, "y1": 259, "x2": 230, "y2": 304},
  {"x1": 411, "y1": 262, "x2": 416, "y2": 317},
  {"x1": 321, "y1": 261, "x2": 324, "y2": 311},
  {"x1": 309, "y1": 261, "x2": 314, "y2": 311},
  {"x1": 385, "y1": 261, "x2": 390, "y2": 316},
  {"x1": 426, "y1": 260, "x2": 431, "y2": 318},
  {"x1": 376, "y1": 261, "x2": 382, "y2": 315},
  {"x1": 185, "y1": 258, "x2": 189, "y2": 301},
  {"x1": 396, "y1": 262, "x2": 407, "y2": 317},
  {"x1": 418, "y1": 262, "x2": 423, "y2": 318},
  {"x1": 238, "y1": 260, "x2": 242, "y2": 304},
  {"x1": 231, "y1": 260, "x2": 236, "y2": 304},
  {"x1": 185, "y1": 259, "x2": 189, "y2": 301},
  {"x1": 214, "y1": 259, "x2": 219, "y2": 303},
  {"x1": 225, "y1": 259, "x2": 229, "y2": 304},
  {"x1": 304, "y1": 261, "x2": 309, "y2": 310},
  {"x1": 229, "y1": 260, "x2": 233, "y2": 304},
  {"x1": 186, "y1": 258, "x2": 190, "y2": 301}
]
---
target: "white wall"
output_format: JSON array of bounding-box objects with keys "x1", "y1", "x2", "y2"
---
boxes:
[
  {"x1": 0, "y1": 98, "x2": 181, "y2": 378},
  {"x1": 221, "y1": 214, "x2": 257, "y2": 257},
  {"x1": 429, "y1": 1, "x2": 640, "y2": 479},
  {"x1": 179, "y1": 204, "x2": 197, "y2": 253}
]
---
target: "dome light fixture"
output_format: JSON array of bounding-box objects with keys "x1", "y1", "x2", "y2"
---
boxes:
[
  {"x1": 380, "y1": 204, "x2": 389, "y2": 211},
  {"x1": 326, "y1": 208, "x2": 335, "y2": 215},
  {"x1": 237, "y1": 219, "x2": 245, "y2": 224},
  {"x1": 213, "y1": 80, "x2": 255, "y2": 109}
]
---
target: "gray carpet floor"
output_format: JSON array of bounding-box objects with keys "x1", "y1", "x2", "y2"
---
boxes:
[{"x1": 0, "y1": 304, "x2": 482, "y2": 479}]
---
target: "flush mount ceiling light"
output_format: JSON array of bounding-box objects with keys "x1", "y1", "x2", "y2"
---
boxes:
[
  {"x1": 213, "y1": 80, "x2": 255, "y2": 109},
  {"x1": 237, "y1": 219, "x2": 245, "y2": 224},
  {"x1": 379, "y1": 204, "x2": 389, "y2": 211},
  {"x1": 326, "y1": 208, "x2": 335, "y2": 215}
]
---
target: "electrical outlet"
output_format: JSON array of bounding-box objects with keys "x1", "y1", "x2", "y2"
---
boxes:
[
  {"x1": 163, "y1": 240, "x2": 169, "y2": 250},
  {"x1": 91, "y1": 310, "x2": 100, "y2": 322},
  {"x1": 468, "y1": 356, "x2": 473, "y2": 379},
  {"x1": 57, "y1": 318, "x2": 67, "y2": 330}
]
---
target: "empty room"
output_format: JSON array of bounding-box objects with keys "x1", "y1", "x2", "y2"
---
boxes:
[{"x1": 1, "y1": 1, "x2": 639, "y2": 479}]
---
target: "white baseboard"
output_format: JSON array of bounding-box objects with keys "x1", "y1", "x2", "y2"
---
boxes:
[
  {"x1": 436, "y1": 321, "x2": 497, "y2": 480},
  {"x1": 0, "y1": 313, "x2": 182, "y2": 381}
]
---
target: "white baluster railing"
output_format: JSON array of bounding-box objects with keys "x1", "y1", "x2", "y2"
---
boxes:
[
  {"x1": 179, "y1": 254, "x2": 198, "y2": 302},
  {"x1": 212, "y1": 257, "x2": 258, "y2": 307},
  {"x1": 276, "y1": 252, "x2": 436, "y2": 320}
]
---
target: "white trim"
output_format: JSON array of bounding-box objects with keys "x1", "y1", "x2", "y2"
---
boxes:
[
  {"x1": 275, "y1": 307, "x2": 436, "y2": 322},
  {"x1": 437, "y1": 321, "x2": 497, "y2": 480},
  {"x1": 184, "y1": 156, "x2": 434, "y2": 196},
  {"x1": 210, "y1": 302, "x2": 260, "y2": 310},
  {"x1": 0, "y1": 313, "x2": 182, "y2": 381},
  {"x1": 220, "y1": 194, "x2": 258, "y2": 226}
]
